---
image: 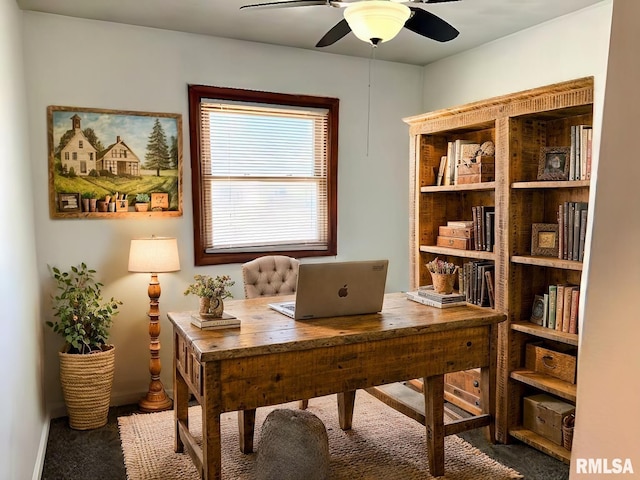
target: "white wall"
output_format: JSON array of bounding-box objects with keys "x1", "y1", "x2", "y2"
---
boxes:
[
  {"x1": 0, "y1": 1, "x2": 46, "y2": 479},
  {"x1": 571, "y1": 0, "x2": 640, "y2": 474},
  {"x1": 22, "y1": 12, "x2": 423, "y2": 414},
  {"x1": 422, "y1": 1, "x2": 640, "y2": 477}
]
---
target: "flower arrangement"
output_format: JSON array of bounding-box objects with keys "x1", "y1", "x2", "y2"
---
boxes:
[
  {"x1": 184, "y1": 274, "x2": 235, "y2": 299},
  {"x1": 426, "y1": 257, "x2": 458, "y2": 274}
]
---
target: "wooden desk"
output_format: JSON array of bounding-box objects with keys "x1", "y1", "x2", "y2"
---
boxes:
[{"x1": 168, "y1": 292, "x2": 505, "y2": 480}]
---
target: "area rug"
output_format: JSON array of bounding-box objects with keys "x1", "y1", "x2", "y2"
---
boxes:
[{"x1": 119, "y1": 392, "x2": 522, "y2": 480}]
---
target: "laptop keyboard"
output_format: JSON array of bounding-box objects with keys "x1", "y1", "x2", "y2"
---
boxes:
[{"x1": 282, "y1": 303, "x2": 295, "y2": 312}]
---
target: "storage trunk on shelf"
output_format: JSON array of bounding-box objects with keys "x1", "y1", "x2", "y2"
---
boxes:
[
  {"x1": 523, "y1": 394, "x2": 575, "y2": 446},
  {"x1": 457, "y1": 156, "x2": 495, "y2": 184}
]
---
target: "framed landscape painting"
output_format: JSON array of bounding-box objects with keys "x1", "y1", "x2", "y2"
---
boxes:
[{"x1": 47, "y1": 105, "x2": 183, "y2": 218}]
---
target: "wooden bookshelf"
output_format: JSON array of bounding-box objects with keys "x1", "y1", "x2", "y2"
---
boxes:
[{"x1": 405, "y1": 77, "x2": 593, "y2": 462}]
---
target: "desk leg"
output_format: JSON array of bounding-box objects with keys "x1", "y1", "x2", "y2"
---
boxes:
[
  {"x1": 202, "y1": 363, "x2": 223, "y2": 480},
  {"x1": 238, "y1": 409, "x2": 256, "y2": 453},
  {"x1": 424, "y1": 374, "x2": 445, "y2": 477},
  {"x1": 173, "y1": 352, "x2": 189, "y2": 453},
  {"x1": 337, "y1": 390, "x2": 356, "y2": 430}
]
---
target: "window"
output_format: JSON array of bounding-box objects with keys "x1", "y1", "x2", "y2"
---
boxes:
[
  {"x1": 72, "y1": 152, "x2": 77, "y2": 160},
  {"x1": 188, "y1": 85, "x2": 338, "y2": 265},
  {"x1": 79, "y1": 140, "x2": 83, "y2": 148}
]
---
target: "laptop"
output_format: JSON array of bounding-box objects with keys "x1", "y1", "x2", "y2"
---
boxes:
[{"x1": 269, "y1": 260, "x2": 388, "y2": 320}]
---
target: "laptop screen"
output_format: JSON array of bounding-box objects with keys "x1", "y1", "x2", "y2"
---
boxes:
[{"x1": 270, "y1": 260, "x2": 388, "y2": 320}]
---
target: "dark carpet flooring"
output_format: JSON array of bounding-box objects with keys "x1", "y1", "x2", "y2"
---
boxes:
[{"x1": 42, "y1": 400, "x2": 569, "y2": 480}]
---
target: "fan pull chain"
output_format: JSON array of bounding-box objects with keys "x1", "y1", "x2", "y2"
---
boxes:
[{"x1": 367, "y1": 45, "x2": 376, "y2": 157}]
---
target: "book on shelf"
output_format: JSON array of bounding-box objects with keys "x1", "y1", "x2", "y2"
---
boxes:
[
  {"x1": 578, "y1": 207, "x2": 588, "y2": 262},
  {"x1": 447, "y1": 220, "x2": 474, "y2": 228},
  {"x1": 462, "y1": 260, "x2": 494, "y2": 307},
  {"x1": 542, "y1": 293, "x2": 549, "y2": 328},
  {"x1": 562, "y1": 286, "x2": 577, "y2": 333},
  {"x1": 569, "y1": 288, "x2": 580, "y2": 335},
  {"x1": 452, "y1": 139, "x2": 476, "y2": 185},
  {"x1": 191, "y1": 312, "x2": 240, "y2": 330},
  {"x1": 417, "y1": 285, "x2": 466, "y2": 303},
  {"x1": 484, "y1": 270, "x2": 495, "y2": 309},
  {"x1": 548, "y1": 285, "x2": 557, "y2": 330},
  {"x1": 484, "y1": 208, "x2": 495, "y2": 252},
  {"x1": 572, "y1": 202, "x2": 588, "y2": 261},
  {"x1": 406, "y1": 291, "x2": 467, "y2": 309},
  {"x1": 557, "y1": 203, "x2": 564, "y2": 260},
  {"x1": 436, "y1": 155, "x2": 447, "y2": 186},
  {"x1": 586, "y1": 127, "x2": 593, "y2": 180},
  {"x1": 555, "y1": 285, "x2": 566, "y2": 331}
]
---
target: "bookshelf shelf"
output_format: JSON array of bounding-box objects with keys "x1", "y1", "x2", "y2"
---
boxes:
[
  {"x1": 406, "y1": 77, "x2": 593, "y2": 463},
  {"x1": 420, "y1": 246, "x2": 496, "y2": 261},
  {"x1": 511, "y1": 255, "x2": 583, "y2": 271},
  {"x1": 511, "y1": 322, "x2": 579, "y2": 346},
  {"x1": 509, "y1": 427, "x2": 571, "y2": 464},
  {"x1": 510, "y1": 369, "x2": 577, "y2": 402},
  {"x1": 421, "y1": 182, "x2": 496, "y2": 193},
  {"x1": 511, "y1": 180, "x2": 590, "y2": 189}
]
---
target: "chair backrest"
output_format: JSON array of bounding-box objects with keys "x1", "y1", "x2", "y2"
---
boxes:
[{"x1": 242, "y1": 255, "x2": 300, "y2": 299}]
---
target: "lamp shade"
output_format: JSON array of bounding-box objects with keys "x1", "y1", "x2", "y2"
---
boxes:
[
  {"x1": 344, "y1": 1, "x2": 411, "y2": 45},
  {"x1": 128, "y1": 236, "x2": 180, "y2": 273}
]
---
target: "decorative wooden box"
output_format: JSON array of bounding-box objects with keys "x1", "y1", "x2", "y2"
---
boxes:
[
  {"x1": 525, "y1": 342, "x2": 577, "y2": 384},
  {"x1": 115, "y1": 199, "x2": 129, "y2": 212},
  {"x1": 523, "y1": 394, "x2": 575, "y2": 445},
  {"x1": 436, "y1": 236, "x2": 472, "y2": 250},
  {"x1": 457, "y1": 156, "x2": 495, "y2": 184}
]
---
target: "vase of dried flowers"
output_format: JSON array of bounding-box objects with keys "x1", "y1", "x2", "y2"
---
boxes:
[{"x1": 426, "y1": 258, "x2": 459, "y2": 294}]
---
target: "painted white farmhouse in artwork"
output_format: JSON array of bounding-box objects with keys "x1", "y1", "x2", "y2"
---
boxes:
[
  {"x1": 59, "y1": 114, "x2": 141, "y2": 176},
  {"x1": 60, "y1": 114, "x2": 97, "y2": 176}
]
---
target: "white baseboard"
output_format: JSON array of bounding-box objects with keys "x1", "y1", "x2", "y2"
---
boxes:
[{"x1": 32, "y1": 412, "x2": 50, "y2": 480}]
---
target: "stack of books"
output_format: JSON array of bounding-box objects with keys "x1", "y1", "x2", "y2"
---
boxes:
[
  {"x1": 406, "y1": 286, "x2": 467, "y2": 309},
  {"x1": 191, "y1": 312, "x2": 240, "y2": 330}
]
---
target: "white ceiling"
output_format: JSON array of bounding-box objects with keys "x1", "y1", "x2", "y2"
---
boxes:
[{"x1": 17, "y1": 0, "x2": 605, "y2": 65}]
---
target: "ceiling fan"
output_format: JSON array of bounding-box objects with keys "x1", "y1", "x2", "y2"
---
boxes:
[{"x1": 240, "y1": 0, "x2": 461, "y2": 47}]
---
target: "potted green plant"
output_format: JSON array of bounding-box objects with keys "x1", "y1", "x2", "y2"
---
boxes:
[
  {"x1": 47, "y1": 263, "x2": 122, "y2": 430},
  {"x1": 134, "y1": 193, "x2": 150, "y2": 212},
  {"x1": 184, "y1": 274, "x2": 234, "y2": 317}
]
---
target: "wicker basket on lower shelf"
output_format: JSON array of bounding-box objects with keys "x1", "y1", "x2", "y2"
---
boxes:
[{"x1": 562, "y1": 413, "x2": 575, "y2": 450}]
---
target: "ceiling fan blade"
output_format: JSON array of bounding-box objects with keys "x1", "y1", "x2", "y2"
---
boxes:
[
  {"x1": 316, "y1": 19, "x2": 352, "y2": 47},
  {"x1": 405, "y1": 7, "x2": 459, "y2": 42},
  {"x1": 240, "y1": 0, "x2": 327, "y2": 10},
  {"x1": 409, "y1": 0, "x2": 460, "y2": 3}
]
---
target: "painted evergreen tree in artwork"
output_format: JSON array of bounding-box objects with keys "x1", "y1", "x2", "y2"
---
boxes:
[
  {"x1": 144, "y1": 118, "x2": 171, "y2": 176},
  {"x1": 169, "y1": 135, "x2": 179, "y2": 169}
]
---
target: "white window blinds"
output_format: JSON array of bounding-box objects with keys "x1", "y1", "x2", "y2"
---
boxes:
[{"x1": 199, "y1": 102, "x2": 330, "y2": 253}]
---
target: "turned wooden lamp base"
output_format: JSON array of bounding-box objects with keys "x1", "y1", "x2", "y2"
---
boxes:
[{"x1": 139, "y1": 386, "x2": 173, "y2": 413}]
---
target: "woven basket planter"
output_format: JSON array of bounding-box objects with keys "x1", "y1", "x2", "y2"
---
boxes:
[{"x1": 58, "y1": 345, "x2": 115, "y2": 430}]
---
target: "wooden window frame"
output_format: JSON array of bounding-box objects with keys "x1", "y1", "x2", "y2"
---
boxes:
[{"x1": 188, "y1": 84, "x2": 339, "y2": 266}]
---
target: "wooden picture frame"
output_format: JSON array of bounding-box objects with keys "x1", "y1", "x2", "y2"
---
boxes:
[
  {"x1": 57, "y1": 193, "x2": 81, "y2": 213},
  {"x1": 537, "y1": 146, "x2": 570, "y2": 181},
  {"x1": 531, "y1": 223, "x2": 559, "y2": 256},
  {"x1": 47, "y1": 105, "x2": 183, "y2": 218},
  {"x1": 530, "y1": 294, "x2": 545, "y2": 326}
]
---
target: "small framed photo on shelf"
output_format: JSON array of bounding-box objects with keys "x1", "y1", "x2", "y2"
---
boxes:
[
  {"x1": 530, "y1": 294, "x2": 545, "y2": 326},
  {"x1": 150, "y1": 192, "x2": 169, "y2": 211},
  {"x1": 531, "y1": 223, "x2": 559, "y2": 256},
  {"x1": 57, "y1": 193, "x2": 81, "y2": 213},
  {"x1": 537, "y1": 146, "x2": 570, "y2": 181}
]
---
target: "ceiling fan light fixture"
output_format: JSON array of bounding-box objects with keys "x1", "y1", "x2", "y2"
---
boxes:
[{"x1": 344, "y1": 1, "x2": 411, "y2": 45}]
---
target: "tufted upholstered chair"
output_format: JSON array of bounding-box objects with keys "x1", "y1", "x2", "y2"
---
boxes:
[
  {"x1": 242, "y1": 255, "x2": 300, "y2": 299},
  {"x1": 241, "y1": 255, "x2": 310, "y2": 409}
]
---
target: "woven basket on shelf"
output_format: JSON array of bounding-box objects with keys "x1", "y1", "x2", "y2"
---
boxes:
[{"x1": 58, "y1": 345, "x2": 115, "y2": 430}]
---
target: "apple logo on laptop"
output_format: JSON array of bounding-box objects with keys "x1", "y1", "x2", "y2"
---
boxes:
[{"x1": 338, "y1": 284, "x2": 348, "y2": 297}]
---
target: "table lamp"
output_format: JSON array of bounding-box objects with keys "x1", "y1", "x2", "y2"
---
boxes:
[{"x1": 128, "y1": 235, "x2": 180, "y2": 412}]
